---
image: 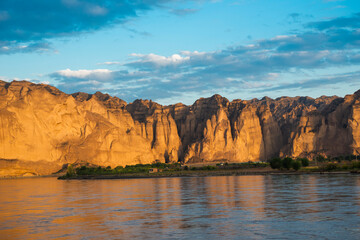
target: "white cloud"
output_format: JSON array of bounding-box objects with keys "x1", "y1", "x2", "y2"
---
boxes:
[
  {"x1": 129, "y1": 53, "x2": 190, "y2": 67},
  {"x1": 55, "y1": 68, "x2": 113, "y2": 80},
  {"x1": 180, "y1": 50, "x2": 207, "y2": 56},
  {"x1": 271, "y1": 35, "x2": 295, "y2": 40},
  {"x1": 98, "y1": 61, "x2": 121, "y2": 65}
]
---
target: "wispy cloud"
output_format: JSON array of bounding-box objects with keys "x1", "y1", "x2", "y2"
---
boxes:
[
  {"x1": 97, "y1": 61, "x2": 122, "y2": 65},
  {"x1": 285, "y1": 13, "x2": 313, "y2": 24},
  {"x1": 124, "y1": 27, "x2": 152, "y2": 37},
  {"x1": 0, "y1": 41, "x2": 52, "y2": 54},
  {"x1": 257, "y1": 71, "x2": 360, "y2": 92},
  {"x1": 170, "y1": 8, "x2": 199, "y2": 16}
]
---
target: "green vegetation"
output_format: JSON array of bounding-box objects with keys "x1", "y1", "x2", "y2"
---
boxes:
[
  {"x1": 282, "y1": 157, "x2": 294, "y2": 170},
  {"x1": 75, "y1": 162, "x2": 182, "y2": 175},
  {"x1": 299, "y1": 158, "x2": 309, "y2": 167},
  {"x1": 319, "y1": 161, "x2": 360, "y2": 171},
  {"x1": 269, "y1": 157, "x2": 282, "y2": 169},
  {"x1": 65, "y1": 164, "x2": 76, "y2": 177},
  {"x1": 268, "y1": 154, "x2": 360, "y2": 172},
  {"x1": 72, "y1": 161, "x2": 268, "y2": 175},
  {"x1": 316, "y1": 154, "x2": 326, "y2": 163},
  {"x1": 269, "y1": 157, "x2": 309, "y2": 171},
  {"x1": 59, "y1": 161, "x2": 270, "y2": 179},
  {"x1": 58, "y1": 154, "x2": 360, "y2": 179},
  {"x1": 314, "y1": 154, "x2": 360, "y2": 163},
  {"x1": 190, "y1": 165, "x2": 217, "y2": 171},
  {"x1": 216, "y1": 161, "x2": 268, "y2": 169},
  {"x1": 292, "y1": 160, "x2": 302, "y2": 171},
  {"x1": 324, "y1": 163, "x2": 338, "y2": 171}
]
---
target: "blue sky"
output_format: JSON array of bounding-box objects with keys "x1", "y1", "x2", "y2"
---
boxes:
[{"x1": 1, "y1": 0, "x2": 359, "y2": 104}]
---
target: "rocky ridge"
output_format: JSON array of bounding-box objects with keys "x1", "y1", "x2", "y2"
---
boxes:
[{"x1": 0, "y1": 80, "x2": 359, "y2": 176}]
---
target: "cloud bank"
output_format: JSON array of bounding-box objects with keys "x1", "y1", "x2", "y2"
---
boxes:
[{"x1": 48, "y1": 12, "x2": 360, "y2": 104}]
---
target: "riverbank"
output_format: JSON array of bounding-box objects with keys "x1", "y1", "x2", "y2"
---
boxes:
[
  {"x1": 0, "y1": 173, "x2": 63, "y2": 179},
  {"x1": 59, "y1": 168, "x2": 360, "y2": 180}
]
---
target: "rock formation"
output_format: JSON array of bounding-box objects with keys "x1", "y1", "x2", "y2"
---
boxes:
[{"x1": 0, "y1": 80, "x2": 359, "y2": 176}]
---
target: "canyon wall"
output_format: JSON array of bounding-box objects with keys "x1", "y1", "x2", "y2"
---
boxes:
[{"x1": 0, "y1": 80, "x2": 359, "y2": 176}]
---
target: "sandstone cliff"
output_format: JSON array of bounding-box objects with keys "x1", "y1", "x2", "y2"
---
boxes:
[{"x1": 0, "y1": 80, "x2": 359, "y2": 176}]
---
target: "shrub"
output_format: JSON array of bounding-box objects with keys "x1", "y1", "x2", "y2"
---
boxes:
[
  {"x1": 316, "y1": 155, "x2": 326, "y2": 163},
  {"x1": 282, "y1": 157, "x2": 294, "y2": 170},
  {"x1": 325, "y1": 163, "x2": 338, "y2": 171},
  {"x1": 351, "y1": 161, "x2": 360, "y2": 169},
  {"x1": 342, "y1": 165, "x2": 349, "y2": 170},
  {"x1": 76, "y1": 166, "x2": 91, "y2": 175},
  {"x1": 269, "y1": 158, "x2": 282, "y2": 169},
  {"x1": 203, "y1": 165, "x2": 216, "y2": 170}
]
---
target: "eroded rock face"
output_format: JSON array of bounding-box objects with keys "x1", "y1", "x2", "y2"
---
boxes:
[{"x1": 0, "y1": 80, "x2": 359, "y2": 176}]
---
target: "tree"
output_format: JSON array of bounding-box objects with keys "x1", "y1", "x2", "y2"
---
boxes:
[
  {"x1": 299, "y1": 158, "x2": 309, "y2": 167},
  {"x1": 66, "y1": 164, "x2": 76, "y2": 177},
  {"x1": 292, "y1": 161, "x2": 301, "y2": 171},
  {"x1": 269, "y1": 158, "x2": 282, "y2": 169},
  {"x1": 282, "y1": 157, "x2": 294, "y2": 170}
]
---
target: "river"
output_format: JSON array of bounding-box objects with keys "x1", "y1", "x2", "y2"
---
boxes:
[{"x1": 1, "y1": 175, "x2": 360, "y2": 239}]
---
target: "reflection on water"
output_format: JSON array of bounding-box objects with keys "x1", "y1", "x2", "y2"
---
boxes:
[{"x1": 1, "y1": 175, "x2": 360, "y2": 239}]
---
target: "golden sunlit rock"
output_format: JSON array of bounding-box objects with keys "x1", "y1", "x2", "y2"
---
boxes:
[{"x1": 0, "y1": 80, "x2": 359, "y2": 177}]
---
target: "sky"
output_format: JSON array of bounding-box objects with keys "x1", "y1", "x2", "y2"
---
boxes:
[{"x1": 0, "y1": 0, "x2": 360, "y2": 105}]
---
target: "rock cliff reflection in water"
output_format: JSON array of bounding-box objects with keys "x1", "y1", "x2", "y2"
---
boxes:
[{"x1": 1, "y1": 175, "x2": 360, "y2": 239}]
